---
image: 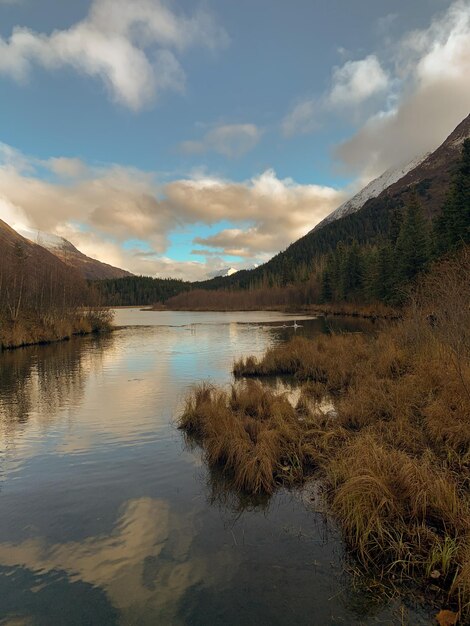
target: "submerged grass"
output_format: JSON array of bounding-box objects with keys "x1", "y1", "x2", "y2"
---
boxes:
[{"x1": 178, "y1": 250, "x2": 470, "y2": 619}]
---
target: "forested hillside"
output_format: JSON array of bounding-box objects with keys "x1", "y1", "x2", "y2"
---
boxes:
[
  {"x1": 94, "y1": 115, "x2": 470, "y2": 310},
  {"x1": 320, "y1": 138, "x2": 470, "y2": 305},
  {"x1": 167, "y1": 118, "x2": 470, "y2": 310},
  {"x1": 195, "y1": 114, "x2": 470, "y2": 294}
]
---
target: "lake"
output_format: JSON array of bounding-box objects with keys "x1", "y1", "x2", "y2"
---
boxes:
[{"x1": 0, "y1": 310, "x2": 431, "y2": 625}]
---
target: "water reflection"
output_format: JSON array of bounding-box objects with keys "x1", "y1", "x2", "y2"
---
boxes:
[
  {"x1": 0, "y1": 335, "x2": 113, "y2": 433},
  {"x1": 0, "y1": 497, "x2": 216, "y2": 624},
  {"x1": 204, "y1": 462, "x2": 273, "y2": 517},
  {"x1": 0, "y1": 311, "x2": 430, "y2": 625}
]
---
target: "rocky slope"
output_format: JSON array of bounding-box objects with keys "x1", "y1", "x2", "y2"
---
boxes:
[
  {"x1": 313, "y1": 153, "x2": 429, "y2": 232},
  {"x1": 317, "y1": 112, "x2": 470, "y2": 231},
  {"x1": 20, "y1": 229, "x2": 132, "y2": 280},
  {"x1": 0, "y1": 218, "x2": 80, "y2": 284}
]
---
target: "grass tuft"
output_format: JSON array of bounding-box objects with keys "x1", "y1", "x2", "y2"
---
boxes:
[{"x1": 179, "y1": 248, "x2": 470, "y2": 616}]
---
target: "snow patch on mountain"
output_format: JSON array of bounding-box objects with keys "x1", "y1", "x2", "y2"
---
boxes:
[
  {"x1": 312, "y1": 153, "x2": 429, "y2": 233},
  {"x1": 206, "y1": 264, "x2": 259, "y2": 279},
  {"x1": 207, "y1": 266, "x2": 240, "y2": 278},
  {"x1": 19, "y1": 228, "x2": 78, "y2": 253}
]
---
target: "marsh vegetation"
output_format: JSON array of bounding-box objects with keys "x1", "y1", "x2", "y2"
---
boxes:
[{"x1": 179, "y1": 248, "x2": 470, "y2": 620}]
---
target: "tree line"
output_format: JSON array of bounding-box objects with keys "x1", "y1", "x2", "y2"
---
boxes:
[
  {"x1": 93, "y1": 139, "x2": 470, "y2": 310},
  {"x1": 320, "y1": 139, "x2": 470, "y2": 305},
  {"x1": 0, "y1": 229, "x2": 110, "y2": 348},
  {"x1": 94, "y1": 276, "x2": 190, "y2": 306}
]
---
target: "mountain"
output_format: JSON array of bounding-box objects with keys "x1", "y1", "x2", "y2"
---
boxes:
[
  {"x1": 20, "y1": 228, "x2": 132, "y2": 281},
  {"x1": 0, "y1": 218, "x2": 80, "y2": 283},
  {"x1": 207, "y1": 267, "x2": 239, "y2": 279},
  {"x1": 206, "y1": 264, "x2": 259, "y2": 279},
  {"x1": 315, "y1": 113, "x2": 470, "y2": 233},
  {"x1": 312, "y1": 153, "x2": 429, "y2": 232},
  {"x1": 381, "y1": 113, "x2": 470, "y2": 218},
  {"x1": 197, "y1": 112, "x2": 470, "y2": 290}
]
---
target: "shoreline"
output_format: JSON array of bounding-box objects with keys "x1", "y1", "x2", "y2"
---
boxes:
[
  {"x1": 0, "y1": 310, "x2": 113, "y2": 352},
  {"x1": 178, "y1": 253, "x2": 470, "y2": 622},
  {"x1": 0, "y1": 306, "x2": 395, "y2": 352},
  {"x1": 146, "y1": 303, "x2": 400, "y2": 320},
  {"x1": 180, "y1": 328, "x2": 469, "y2": 619},
  {"x1": 0, "y1": 327, "x2": 112, "y2": 352}
]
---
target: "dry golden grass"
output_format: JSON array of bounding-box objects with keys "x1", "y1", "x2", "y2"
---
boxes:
[
  {"x1": 0, "y1": 307, "x2": 113, "y2": 350},
  {"x1": 180, "y1": 380, "x2": 310, "y2": 493},
  {"x1": 307, "y1": 301, "x2": 400, "y2": 320},
  {"x1": 179, "y1": 248, "x2": 470, "y2": 617},
  {"x1": 233, "y1": 333, "x2": 374, "y2": 393},
  {"x1": 183, "y1": 322, "x2": 470, "y2": 613}
]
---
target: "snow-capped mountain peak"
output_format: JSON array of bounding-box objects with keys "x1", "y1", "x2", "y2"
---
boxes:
[
  {"x1": 312, "y1": 153, "x2": 429, "y2": 233},
  {"x1": 206, "y1": 264, "x2": 259, "y2": 279},
  {"x1": 17, "y1": 227, "x2": 132, "y2": 280},
  {"x1": 207, "y1": 266, "x2": 239, "y2": 279},
  {"x1": 19, "y1": 228, "x2": 78, "y2": 253},
  {"x1": 224, "y1": 267, "x2": 239, "y2": 276}
]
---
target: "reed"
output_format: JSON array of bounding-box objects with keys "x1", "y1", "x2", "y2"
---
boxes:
[
  {"x1": 0, "y1": 307, "x2": 113, "y2": 350},
  {"x1": 180, "y1": 380, "x2": 310, "y2": 493},
  {"x1": 179, "y1": 248, "x2": 470, "y2": 617}
]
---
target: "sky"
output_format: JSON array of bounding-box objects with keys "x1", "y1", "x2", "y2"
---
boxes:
[{"x1": 0, "y1": 0, "x2": 469, "y2": 280}]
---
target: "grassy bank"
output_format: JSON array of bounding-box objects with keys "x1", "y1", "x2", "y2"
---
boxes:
[
  {"x1": 178, "y1": 250, "x2": 470, "y2": 620},
  {"x1": 306, "y1": 301, "x2": 400, "y2": 320},
  {"x1": 151, "y1": 301, "x2": 399, "y2": 320},
  {"x1": 0, "y1": 308, "x2": 113, "y2": 350}
]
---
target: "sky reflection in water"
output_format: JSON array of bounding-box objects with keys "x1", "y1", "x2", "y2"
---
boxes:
[{"x1": 0, "y1": 311, "x2": 431, "y2": 625}]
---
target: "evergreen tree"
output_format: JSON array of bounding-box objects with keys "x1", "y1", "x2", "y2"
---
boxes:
[
  {"x1": 395, "y1": 194, "x2": 430, "y2": 283},
  {"x1": 343, "y1": 241, "x2": 364, "y2": 301},
  {"x1": 434, "y1": 138, "x2": 470, "y2": 254},
  {"x1": 328, "y1": 247, "x2": 343, "y2": 301},
  {"x1": 375, "y1": 243, "x2": 396, "y2": 303},
  {"x1": 320, "y1": 269, "x2": 333, "y2": 303},
  {"x1": 362, "y1": 247, "x2": 379, "y2": 302}
]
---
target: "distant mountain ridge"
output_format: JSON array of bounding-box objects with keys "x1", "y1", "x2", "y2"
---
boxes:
[
  {"x1": 20, "y1": 228, "x2": 132, "y2": 281},
  {"x1": 0, "y1": 218, "x2": 80, "y2": 283},
  {"x1": 206, "y1": 266, "x2": 239, "y2": 279},
  {"x1": 315, "y1": 113, "x2": 470, "y2": 234},
  {"x1": 380, "y1": 113, "x2": 470, "y2": 217},
  {"x1": 196, "y1": 112, "x2": 470, "y2": 290},
  {"x1": 312, "y1": 153, "x2": 429, "y2": 232},
  {"x1": 206, "y1": 264, "x2": 258, "y2": 279}
]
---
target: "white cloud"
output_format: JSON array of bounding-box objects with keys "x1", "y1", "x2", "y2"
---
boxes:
[
  {"x1": 282, "y1": 54, "x2": 389, "y2": 136},
  {"x1": 329, "y1": 55, "x2": 389, "y2": 106},
  {"x1": 337, "y1": 0, "x2": 470, "y2": 178},
  {"x1": 0, "y1": 145, "x2": 344, "y2": 279},
  {"x1": 47, "y1": 157, "x2": 89, "y2": 179},
  {"x1": 56, "y1": 227, "x2": 210, "y2": 281},
  {"x1": 166, "y1": 169, "x2": 344, "y2": 258},
  {"x1": 282, "y1": 0, "x2": 470, "y2": 179},
  {"x1": 281, "y1": 100, "x2": 318, "y2": 138},
  {"x1": 179, "y1": 123, "x2": 262, "y2": 158},
  {"x1": 0, "y1": 0, "x2": 228, "y2": 109},
  {"x1": 376, "y1": 13, "x2": 398, "y2": 35}
]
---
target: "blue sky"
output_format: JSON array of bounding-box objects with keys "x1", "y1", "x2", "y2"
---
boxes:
[{"x1": 0, "y1": 0, "x2": 469, "y2": 279}]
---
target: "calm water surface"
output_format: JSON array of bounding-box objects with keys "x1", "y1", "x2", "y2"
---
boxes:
[{"x1": 0, "y1": 310, "x2": 431, "y2": 625}]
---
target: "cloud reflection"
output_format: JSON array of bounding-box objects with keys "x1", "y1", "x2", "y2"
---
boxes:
[{"x1": 0, "y1": 497, "x2": 219, "y2": 624}]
